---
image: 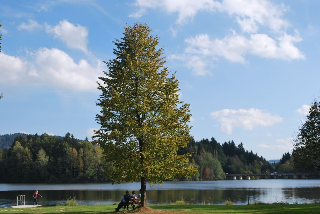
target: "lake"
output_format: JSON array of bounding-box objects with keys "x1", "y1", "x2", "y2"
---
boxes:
[{"x1": 1, "y1": 180, "x2": 320, "y2": 208}]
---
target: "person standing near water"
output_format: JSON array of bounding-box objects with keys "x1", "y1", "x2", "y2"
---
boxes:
[{"x1": 33, "y1": 190, "x2": 42, "y2": 205}]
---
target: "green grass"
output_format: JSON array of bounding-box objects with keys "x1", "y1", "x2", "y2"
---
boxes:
[
  {"x1": 152, "y1": 204, "x2": 320, "y2": 213},
  {"x1": 1, "y1": 204, "x2": 320, "y2": 213}
]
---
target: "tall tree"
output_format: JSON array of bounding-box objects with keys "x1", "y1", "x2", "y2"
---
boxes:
[
  {"x1": 81, "y1": 141, "x2": 96, "y2": 181},
  {"x1": 293, "y1": 101, "x2": 320, "y2": 172},
  {"x1": 279, "y1": 152, "x2": 291, "y2": 165},
  {"x1": 94, "y1": 23, "x2": 196, "y2": 207},
  {"x1": 35, "y1": 148, "x2": 49, "y2": 181}
]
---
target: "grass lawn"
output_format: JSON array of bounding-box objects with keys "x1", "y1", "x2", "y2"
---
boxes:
[{"x1": 1, "y1": 204, "x2": 320, "y2": 213}]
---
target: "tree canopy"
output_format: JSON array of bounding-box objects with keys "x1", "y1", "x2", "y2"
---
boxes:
[
  {"x1": 1, "y1": 133, "x2": 280, "y2": 183},
  {"x1": 293, "y1": 101, "x2": 320, "y2": 173},
  {"x1": 0, "y1": 133, "x2": 109, "y2": 183},
  {"x1": 94, "y1": 23, "x2": 197, "y2": 206}
]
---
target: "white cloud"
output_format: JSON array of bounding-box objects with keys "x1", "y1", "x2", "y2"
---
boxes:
[
  {"x1": 250, "y1": 31, "x2": 304, "y2": 60},
  {"x1": 177, "y1": 91, "x2": 182, "y2": 99},
  {"x1": 173, "y1": 31, "x2": 304, "y2": 75},
  {"x1": 170, "y1": 25, "x2": 178, "y2": 37},
  {"x1": 170, "y1": 54, "x2": 212, "y2": 76},
  {"x1": 259, "y1": 137, "x2": 293, "y2": 150},
  {"x1": 0, "y1": 49, "x2": 103, "y2": 92},
  {"x1": 129, "y1": 7, "x2": 146, "y2": 18},
  {"x1": 190, "y1": 116, "x2": 195, "y2": 122},
  {"x1": 185, "y1": 32, "x2": 248, "y2": 63},
  {"x1": 43, "y1": 132, "x2": 54, "y2": 136},
  {"x1": 20, "y1": 131, "x2": 30, "y2": 135},
  {"x1": 215, "y1": 0, "x2": 290, "y2": 33},
  {"x1": 0, "y1": 52, "x2": 28, "y2": 84},
  {"x1": 87, "y1": 128, "x2": 97, "y2": 137},
  {"x1": 129, "y1": 0, "x2": 218, "y2": 24},
  {"x1": 134, "y1": 0, "x2": 304, "y2": 75},
  {"x1": 35, "y1": 48, "x2": 102, "y2": 91},
  {"x1": 276, "y1": 137, "x2": 293, "y2": 145},
  {"x1": 296, "y1": 104, "x2": 310, "y2": 116},
  {"x1": 210, "y1": 108, "x2": 283, "y2": 134},
  {"x1": 0, "y1": 27, "x2": 8, "y2": 34},
  {"x1": 18, "y1": 19, "x2": 42, "y2": 31},
  {"x1": 186, "y1": 55, "x2": 212, "y2": 76},
  {"x1": 45, "y1": 20, "x2": 88, "y2": 53},
  {"x1": 130, "y1": 0, "x2": 289, "y2": 32},
  {"x1": 187, "y1": 31, "x2": 304, "y2": 62},
  {"x1": 259, "y1": 143, "x2": 287, "y2": 150}
]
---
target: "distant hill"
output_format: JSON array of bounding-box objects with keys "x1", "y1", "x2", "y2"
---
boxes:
[
  {"x1": 0, "y1": 133, "x2": 28, "y2": 149},
  {"x1": 268, "y1": 159, "x2": 280, "y2": 164},
  {"x1": 0, "y1": 133, "x2": 82, "y2": 149}
]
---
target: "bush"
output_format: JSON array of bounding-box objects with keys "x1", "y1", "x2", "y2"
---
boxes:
[
  {"x1": 65, "y1": 197, "x2": 78, "y2": 206},
  {"x1": 225, "y1": 200, "x2": 234, "y2": 205},
  {"x1": 170, "y1": 197, "x2": 188, "y2": 205}
]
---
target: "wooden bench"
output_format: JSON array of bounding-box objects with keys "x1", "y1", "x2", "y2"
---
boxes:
[{"x1": 125, "y1": 197, "x2": 141, "y2": 210}]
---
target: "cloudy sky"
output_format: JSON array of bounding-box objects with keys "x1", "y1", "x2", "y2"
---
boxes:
[{"x1": 1, "y1": 0, "x2": 319, "y2": 160}]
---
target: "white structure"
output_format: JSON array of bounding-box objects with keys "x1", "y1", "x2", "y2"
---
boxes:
[{"x1": 17, "y1": 195, "x2": 25, "y2": 206}]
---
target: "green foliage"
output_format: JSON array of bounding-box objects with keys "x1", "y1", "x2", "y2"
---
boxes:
[
  {"x1": 225, "y1": 200, "x2": 234, "y2": 205},
  {"x1": 170, "y1": 197, "x2": 188, "y2": 205},
  {"x1": 65, "y1": 197, "x2": 78, "y2": 206},
  {"x1": 36, "y1": 148, "x2": 49, "y2": 180},
  {"x1": 197, "y1": 150, "x2": 225, "y2": 180},
  {"x1": 0, "y1": 133, "x2": 109, "y2": 183},
  {"x1": 95, "y1": 23, "x2": 197, "y2": 205},
  {"x1": 274, "y1": 152, "x2": 294, "y2": 173},
  {"x1": 0, "y1": 132, "x2": 279, "y2": 183},
  {"x1": 293, "y1": 100, "x2": 320, "y2": 172},
  {"x1": 252, "y1": 160, "x2": 262, "y2": 174},
  {"x1": 183, "y1": 138, "x2": 273, "y2": 177},
  {"x1": 0, "y1": 133, "x2": 29, "y2": 149},
  {"x1": 277, "y1": 160, "x2": 294, "y2": 173},
  {"x1": 280, "y1": 152, "x2": 291, "y2": 165}
]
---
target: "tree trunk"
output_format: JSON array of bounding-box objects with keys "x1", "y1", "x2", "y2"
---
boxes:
[{"x1": 141, "y1": 177, "x2": 147, "y2": 207}]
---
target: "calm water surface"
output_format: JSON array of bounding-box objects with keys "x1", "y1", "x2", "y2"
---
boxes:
[{"x1": 1, "y1": 180, "x2": 320, "y2": 207}]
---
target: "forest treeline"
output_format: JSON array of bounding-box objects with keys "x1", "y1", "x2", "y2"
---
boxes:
[
  {"x1": 0, "y1": 133, "x2": 292, "y2": 183},
  {"x1": 0, "y1": 133, "x2": 29, "y2": 149}
]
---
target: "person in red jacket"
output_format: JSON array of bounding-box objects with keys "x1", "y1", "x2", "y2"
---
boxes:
[{"x1": 33, "y1": 190, "x2": 42, "y2": 205}]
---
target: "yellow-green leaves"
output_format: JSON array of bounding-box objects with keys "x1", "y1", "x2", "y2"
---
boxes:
[{"x1": 95, "y1": 23, "x2": 197, "y2": 201}]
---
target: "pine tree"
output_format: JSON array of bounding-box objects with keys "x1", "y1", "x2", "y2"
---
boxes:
[
  {"x1": 293, "y1": 101, "x2": 320, "y2": 172},
  {"x1": 94, "y1": 23, "x2": 197, "y2": 207}
]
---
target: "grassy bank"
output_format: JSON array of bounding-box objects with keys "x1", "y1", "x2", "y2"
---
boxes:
[{"x1": 1, "y1": 204, "x2": 320, "y2": 214}]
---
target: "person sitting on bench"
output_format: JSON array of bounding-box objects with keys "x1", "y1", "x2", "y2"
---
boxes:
[{"x1": 115, "y1": 190, "x2": 131, "y2": 212}]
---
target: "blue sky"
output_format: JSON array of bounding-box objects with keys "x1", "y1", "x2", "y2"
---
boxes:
[{"x1": 0, "y1": 0, "x2": 319, "y2": 160}]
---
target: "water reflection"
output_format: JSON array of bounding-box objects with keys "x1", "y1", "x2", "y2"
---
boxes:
[{"x1": 0, "y1": 180, "x2": 320, "y2": 207}]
